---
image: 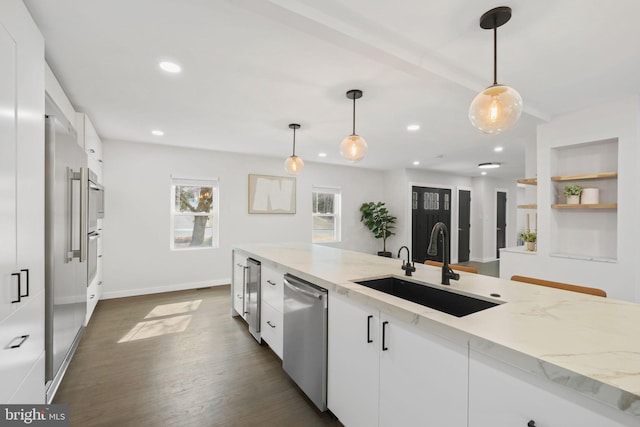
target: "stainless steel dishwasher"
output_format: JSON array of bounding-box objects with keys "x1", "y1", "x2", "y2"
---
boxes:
[{"x1": 283, "y1": 274, "x2": 328, "y2": 412}]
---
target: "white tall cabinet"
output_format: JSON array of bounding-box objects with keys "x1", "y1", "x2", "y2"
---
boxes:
[
  {"x1": 0, "y1": 0, "x2": 46, "y2": 404},
  {"x1": 76, "y1": 113, "x2": 104, "y2": 324}
]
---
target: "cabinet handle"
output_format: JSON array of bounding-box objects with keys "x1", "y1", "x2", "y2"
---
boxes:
[
  {"x1": 382, "y1": 321, "x2": 389, "y2": 351},
  {"x1": 90, "y1": 294, "x2": 95, "y2": 299},
  {"x1": 98, "y1": 159, "x2": 103, "y2": 163},
  {"x1": 236, "y1": 293, "x2": 243, "y2": 299},
  {"x1": 267, "y1": 321, "x2": 276, "y2": 328},
  {"x1": 527, "y1": 421, "x2": 536, "y2": 427},
  {"x1": 98, "y1": 281, "x2": 103, "y2": 286},
  {"x1": 366, "y1": 315, "x2": 373, "y2": 343},
  {"x1": 20, "y1": 269, "x2": 29, "y2": 297},
  {"x1": 89, "y1": 148, "x2": 96, "y2": 153},
  {"x1": 9, "y1": 335, "x2": 29, "y2": 349},
  {"x1": 267, "y1": 280, "x2": 276, "y2": 286},
  {"x1": 11, "y1": 273, "x2": 21, "y2": 303}
]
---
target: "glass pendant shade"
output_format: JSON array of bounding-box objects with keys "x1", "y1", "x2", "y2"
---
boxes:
[
  {"x1": 340, "y1": 134, "x2": 368, "y2": 162},
  {"x1": 469, "y1": 84, "x2": 522, "y2": 135},
  {"x1": 284, "y1": 155, "x2": 304, "y2": 175}
]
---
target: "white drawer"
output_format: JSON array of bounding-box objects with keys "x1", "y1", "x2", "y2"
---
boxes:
[
  {"x1": 260, "y1": 301, "x2": 283, "y2": 359},
  {"x1": 261, "y1": 264, "x2": 284, "y2": 312},
  {"x1": 8, "y1": 351, "x2": 45, "y2": 404},
  {"x1": 0, "y1": 291, "x2": 44, "y2": 403}
]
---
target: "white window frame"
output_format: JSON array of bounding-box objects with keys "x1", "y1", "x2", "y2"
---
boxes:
[
  {"x1": 312, "y1": 186, "x2": 341, "y2": 243},
  {"x1": 170, "y1": 176, "x2": 219, "y2": 250}
]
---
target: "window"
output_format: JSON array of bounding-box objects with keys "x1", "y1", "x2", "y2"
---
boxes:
[
  {"x1": 171, "y1": 177, "x2": 219, "y2": 250},
  {"x1": 312, "y1": 186, "x2": 341, "y2": 243}
]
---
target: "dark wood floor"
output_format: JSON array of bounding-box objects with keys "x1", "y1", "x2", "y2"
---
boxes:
[{"x1": 54, "y1": 285, "x2": 342, "y2": 427}]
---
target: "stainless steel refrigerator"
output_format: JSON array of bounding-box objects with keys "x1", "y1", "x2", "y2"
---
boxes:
[{"x1": 44, "y1": 95, "x2": 88, "y2": 403}]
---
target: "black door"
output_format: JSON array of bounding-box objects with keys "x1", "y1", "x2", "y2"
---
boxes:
[
  {"x1": 496, "y1": 191, "x2": 507, "y2": 258},
  {"x1": 412, "y1": 186, "x2": 451, "y2": 263},
  {"x1": 458, "y1": 189, "x2": 471, "y2": 263}
]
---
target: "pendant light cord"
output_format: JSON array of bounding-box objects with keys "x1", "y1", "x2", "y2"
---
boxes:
[
  {"x1": 352, "y1": 95, "x2": 356, "y2": 135},
  {"x1": 292, "y1": 127, "x2": 296, "y2": 156},
  {"x1": 493, "y1": 24, "x2": 498, "y2": 85}
]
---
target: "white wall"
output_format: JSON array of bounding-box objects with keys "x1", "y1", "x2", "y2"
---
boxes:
[
  {"x1": 500, "y1": 96, "x2": 640, "y2": 302},
  {"x1": 470, "y1": 176, "x2": 518, "y2": 262},
  {"x1": 102, "y1": 140, "x2": 386, "y2": 298}
]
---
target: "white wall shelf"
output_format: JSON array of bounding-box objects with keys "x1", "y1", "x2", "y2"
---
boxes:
[{"x1": 551, "y1": 203, "x2": 617, "y2": 209}]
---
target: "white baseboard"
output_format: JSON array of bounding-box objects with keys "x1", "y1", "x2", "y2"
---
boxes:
[{"x1": 101, "y1": 278, "x2": 230, "y2": 300}]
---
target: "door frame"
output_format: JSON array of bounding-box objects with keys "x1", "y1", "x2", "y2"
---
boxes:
[
  {"x1": 407, "y1": 182, "x2": 456, "y2": 264},
  {"x1": 495, "y1": 188, "x2": 509, "y2": 260},
  {"x1": 456, "y1": 186, "x2": 473, "y2": 263}
]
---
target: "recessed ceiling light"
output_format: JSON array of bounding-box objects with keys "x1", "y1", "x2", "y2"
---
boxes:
[
  {"x1": 481, "y1": 171, "x2": 488, "y2": 175},
  {"x1": 159, "y1": 61, "x2": 181, "y2": 73},
  {"x1": 494, "y1": 146, "x2": 503, "y2": 152},
  {"x1": 318, "y1": 152, "x2": 327, "y2": 158},
  {"x1": 478, "y1": 162, "x2": 500, "y2": 169},
  {"x1": 407, "y1": 124, "x2": 420, "y2": 131},
  {"x1": 151, "y1": 130, "x2": 164, "y2": 136},
  {"x1": 412, "y1": 161, "x2": 420, "y2": 166}
]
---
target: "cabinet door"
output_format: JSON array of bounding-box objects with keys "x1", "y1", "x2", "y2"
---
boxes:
[
  {"x1": 379, "y1": 314, "x2": 468, "y2": 427},
  {"x1": 232, "y1": 252, "x2": 247, "y2": 317},
  {"x1": 259, "y1": 301, "x2": 283, "y2": 358},
  {"x1": 469, "y1": 350, "x2": 636, "y2": 427},
  {"x1": 15, "y1": 0, "x2": 45, "y2": 301},
  {"x1": 327, "y1": 293, "x2": 379, "y2": 427},
  {"x1": 0, "y1": 21, "x2": 17, "y2": 322}
]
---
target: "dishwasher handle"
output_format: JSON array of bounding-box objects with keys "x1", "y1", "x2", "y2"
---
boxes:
[{"x1": 284, "y1": 277, "x2": 325, "y2": 299}]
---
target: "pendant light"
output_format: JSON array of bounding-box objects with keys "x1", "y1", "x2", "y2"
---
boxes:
[
  {"x1": 340, "y1": 89, "x2": 367, "y2": 162},
  {"x1": 284, "y1": 123, "x2": 304, "y2": 175},
  {"x1": 469, "y1": 6, "x2": 522, "y2": 135}
]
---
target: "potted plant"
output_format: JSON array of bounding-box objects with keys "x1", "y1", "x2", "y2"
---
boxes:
[
  {"x1": 360, "y1": 202, "x2": 397, "y2": 257},
  {"x1": 520, "y1": 231, "x2": 537, "y2": 251},
  {"x1": 563, "y1": 185, "x2": 582, "y2": 204}
]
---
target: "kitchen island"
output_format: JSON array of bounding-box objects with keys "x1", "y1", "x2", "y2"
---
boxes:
[{"x1": 232, "y1": 243, "x2": 640, "y2": 426}]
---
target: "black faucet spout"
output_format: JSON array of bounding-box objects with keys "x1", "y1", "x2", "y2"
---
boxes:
[
  {"x1": 397, "y1": 245, "x2": 416, "y2": 276},
  {"x1": 427, "y1": 222, "x2": 460, "y2": 285}
]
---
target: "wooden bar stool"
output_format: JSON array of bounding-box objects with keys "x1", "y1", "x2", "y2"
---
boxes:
[
  {"x1": 424, "y1": 260, "x2": 479, "y2": 274},
  {"x1": 510, "y1": 275, "x2": 606, "y2": 297}
]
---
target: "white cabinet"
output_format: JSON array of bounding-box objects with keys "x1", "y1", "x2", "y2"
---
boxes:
[
  {"x1": 0, "y1": 0, "x2": 45, "y2": 405},
  {"x1": 328, "y1": 293, "x2": 468, "y2": 427},
  {"x1": 232, "y1": 251, "x2": 248, "y2": 318},
  {"x1": 469, "y1": 350, "x2": 637, "y2": 427},
  {"x1": 75, "y1": 113, "x2": 103, "y2": 180},
  {"x1": 260, "y1": 263, "x2": 285, "y2": 358}
]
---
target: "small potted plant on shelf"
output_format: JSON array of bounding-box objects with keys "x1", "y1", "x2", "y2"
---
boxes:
[
  {"x1": 360, "y1": 202, "x2": 397, "y2": 257},
  {"x1": 520, "y1": 231, "x2": 537, "y2": 252},
  {"x1": 563, "y1": 185, "x2": 583, "y2": 204}
]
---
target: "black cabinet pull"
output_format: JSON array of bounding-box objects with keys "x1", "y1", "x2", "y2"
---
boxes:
[
  {"x1": 382, "y1": 321, "x2": 389, "y2": 351},
  {"x1": 267, "y1": 321, "x2": 276, "y2": 328},
  {"x1": 20, "y1": 269, "x2": 29, "y2": 297},
  {"x1": 267, "y1": 280, "x2": 276, "y2": 286},
  {"x1": 366, "y1": 315, "x2": 373, "y2": 343},
  {"x1": 10, "y1": 335, "x2": 29, "y2": 349},
  {"x1": 11, "y1": 273, "x2": 21, "y2": 303},
  {"x1": 527, "y1": 421, "x2": 536, "y2": 427}
]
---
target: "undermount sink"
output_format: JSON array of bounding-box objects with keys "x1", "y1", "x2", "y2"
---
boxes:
[{"x1": 354, "y1": 276, "x2": 500, "y2": 317}]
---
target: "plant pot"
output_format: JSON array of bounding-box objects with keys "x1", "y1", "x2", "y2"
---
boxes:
[
  {"x1": 378, "y1": 251, "x2": 392, "y2": 258},
  {"x1": 566, "y1": 195, "x2": 580, "y2": 204},
  {"x1": 581, "y1": 188, "x2": 599, "y2": 204},
  {"x1": 525, "y1": 242, "x2": 536, "y2": 251}
]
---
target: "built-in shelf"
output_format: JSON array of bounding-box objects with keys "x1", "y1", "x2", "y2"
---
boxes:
[
  {"x1": 517, "y1": 178, "x2": 537, "y2": 185},
  {"x1": 549, "y1": 252, "x2": 617, "y2": 264},
  {"x1": 517, "y1": 204, "x2": 537, "y2": 209},
  {"x1": 551, "y1": 203, "x2": 617, "y2": 209},
  {"x1": 550, "y1": 172, "x2": 618, "y2": 182}
]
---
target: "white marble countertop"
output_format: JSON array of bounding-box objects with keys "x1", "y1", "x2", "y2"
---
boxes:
[{"x1": 234, "y1": 242, "x2": 640, "y2": 418}]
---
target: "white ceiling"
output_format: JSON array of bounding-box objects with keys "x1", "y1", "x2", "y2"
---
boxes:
[{"x1": 24, "y1": 0, "x2": 640, "y2": 178}]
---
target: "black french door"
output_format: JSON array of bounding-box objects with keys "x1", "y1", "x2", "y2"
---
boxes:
[
  {"x1": 496, "y1": 191, "x2": 507, "y2": 258},
  {"x1": 457, "y1": 190, "x2": 471, "y2": 263},
  {"x1": 411, "y1": 186, "x2": 451, "y2": 264}
]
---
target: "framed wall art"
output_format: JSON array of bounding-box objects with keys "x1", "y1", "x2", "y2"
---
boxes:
[{"x1": 248, "y1": 174, "x2": 296, "y2": 214}]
